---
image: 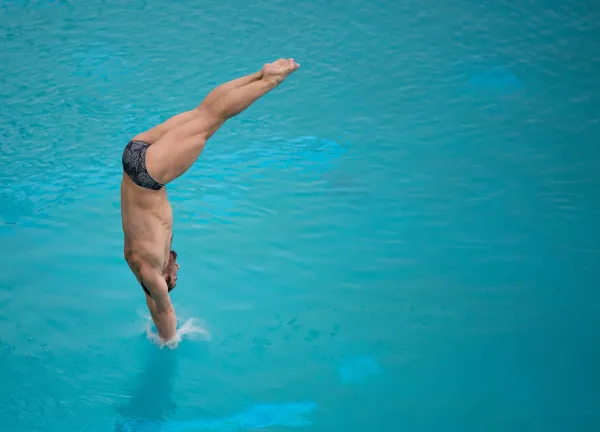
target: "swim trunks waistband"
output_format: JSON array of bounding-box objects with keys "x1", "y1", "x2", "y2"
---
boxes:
[{"x1": 122, "y1": 140, "x2": 164, "y2": 190}]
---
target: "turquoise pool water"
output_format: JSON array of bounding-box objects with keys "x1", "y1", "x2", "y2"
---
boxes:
[{"x1": 2, "y1": 0, "x2": 600, "y2": 430}]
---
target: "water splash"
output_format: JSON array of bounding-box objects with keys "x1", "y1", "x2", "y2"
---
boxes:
[{"x1": 145, "y1": 318, "x2": 210, "y2": 349}]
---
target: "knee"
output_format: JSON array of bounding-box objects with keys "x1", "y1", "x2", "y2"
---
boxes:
[
  {"x1": 189, "y1": 108, "x2": 224, "y2": 140},
  {"x1": 194, "y1": 103, "x2": 222, "y2": 123}
]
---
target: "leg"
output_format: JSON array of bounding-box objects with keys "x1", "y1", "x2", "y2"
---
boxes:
[
  {"x1": 199, "y1": 70, "x2": 264, "y2": 108},
  {"x1": 145, "y1": 59, "x2": 299, "y2": 185},
  {"x1": 133, "y1": 110, "x2": 198, "y2": 144},
  {"x1": 134, "y1": 72, "x2": 263, "y2": 144},
  {"x1": 200, "y1": 76, "x2": 276, "y2": 128}
]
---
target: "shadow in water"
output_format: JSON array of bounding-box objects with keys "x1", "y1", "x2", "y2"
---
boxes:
[
  {"x1": 113, "y1": 341, "x2": 315, "y2": 431},
  {"x1": 114, "y1": 346, "x2": 178, "y2": 431}
]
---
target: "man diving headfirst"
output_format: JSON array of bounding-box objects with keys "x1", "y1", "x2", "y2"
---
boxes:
[{"x1": 120, "y1": 58, "x2": 300, "y2": 342}]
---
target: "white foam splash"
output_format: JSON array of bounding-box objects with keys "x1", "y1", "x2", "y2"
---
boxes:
[{"x1": 145, "y1": 317, "x2": 211, "y2": 349}]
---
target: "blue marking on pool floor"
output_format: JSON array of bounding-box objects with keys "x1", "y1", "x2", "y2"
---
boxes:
[
  {"x1": 173, "y1": 135, "x2": 347, "y2": 223},
  {"x1": 288, "y1": 136, "x2": 347, "y2": 170},
  {"x1": 468, "y1": 67, "x2": 521, "y2": 94},
  {"x1": 246, "y1": 136, "x2": 346, "y2": 175},
  {"x1": 116, "y1": 402, "x2": 317, "y2": 431},
  {"x1": 337, "y1": 356, "x2": 382, "y2": 383}
]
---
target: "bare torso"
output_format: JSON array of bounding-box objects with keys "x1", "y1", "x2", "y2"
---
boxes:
[{"x1": 120, "y1": 172, "x2": 172, "y2": 278}]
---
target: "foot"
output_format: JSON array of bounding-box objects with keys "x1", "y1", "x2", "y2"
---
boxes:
[{"x1": 262, "y1": 58, "x2": 300, "y2": 85}]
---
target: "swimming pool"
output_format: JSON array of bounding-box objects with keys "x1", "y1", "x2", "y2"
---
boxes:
[{"x1": 1, "y1": 0, "x2": 600, "y2": 430}]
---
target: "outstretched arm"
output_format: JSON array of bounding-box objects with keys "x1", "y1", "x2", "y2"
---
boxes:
[{"x1": 140, "y1": 268, "x2": 177, "y2": 342}]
